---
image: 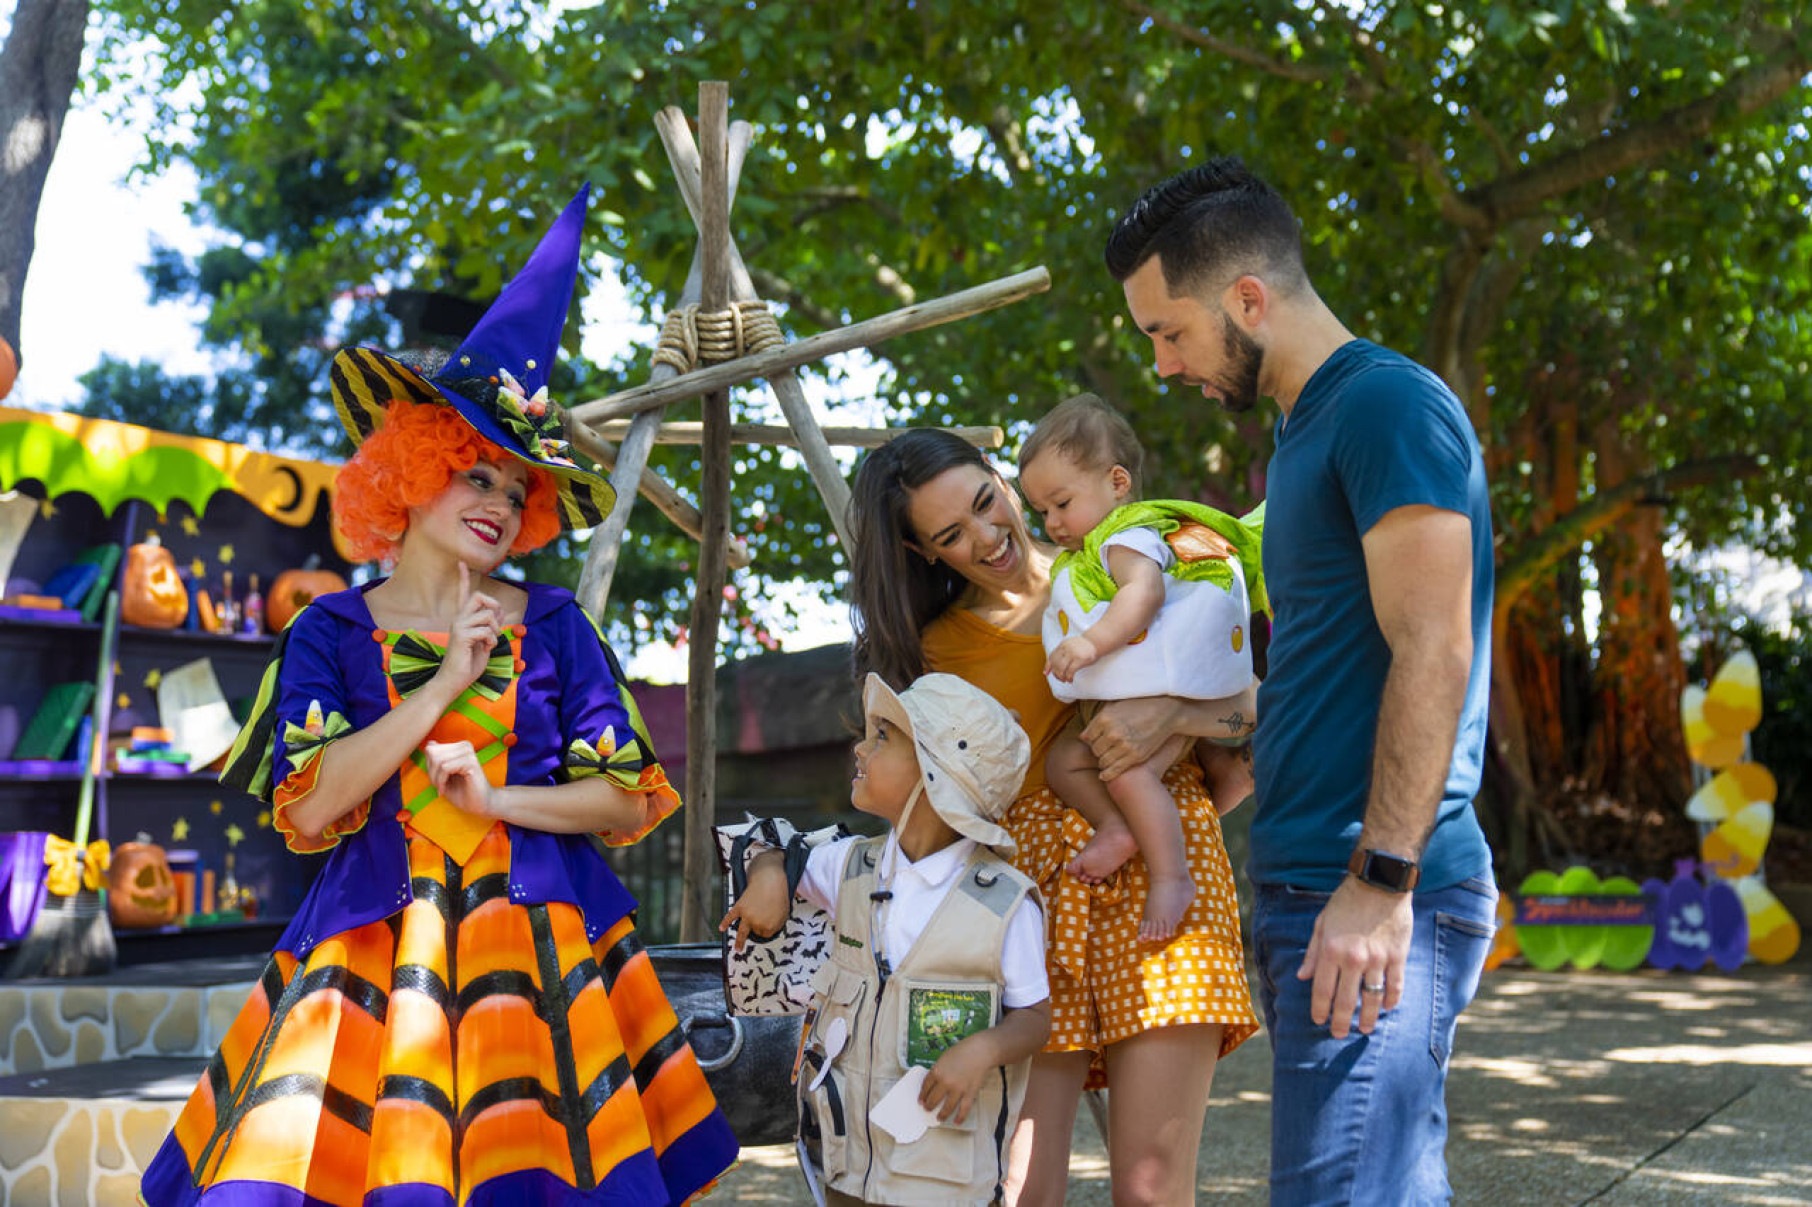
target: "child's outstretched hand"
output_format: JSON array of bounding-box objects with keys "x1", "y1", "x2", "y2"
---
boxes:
[
  {"x1": 919, "y1": 1035, "x2": 995, "y2": 1125},
  {"x1": 718, "y1": 850, "x2": 791, "y2": 952},
  {"x1": 1045, "y1": 634, "x2": 1099, "y2": 683}
]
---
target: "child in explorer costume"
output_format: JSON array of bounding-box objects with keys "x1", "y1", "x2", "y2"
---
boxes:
[
  {"x1": 1018, "y1": 393, "x2": 1265, "y2": 943},
  {"x1": 720, "y1": 672, "x2": 1051, "y2": 1207}
]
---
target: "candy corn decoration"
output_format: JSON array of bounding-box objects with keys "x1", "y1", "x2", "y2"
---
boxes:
[
  {"x1": 1680, "y1": 686, "x2": 1745, "y2": 770},
  {"x1": 1702, "y1": 650, "x2": 1763, "y2": 737},
  {"x1": 1699, "y1": 802, "x2": 1773, "y2": 879},
  {"x1": 1733, "y1": 875, "x2": 1802, "y2": 966},
  {"x1": 1685, "y1": 763, "x2": 1776, "y2": 821},
  {"x1": 1679, "y1": 646, "x2": 1799, "y2": 966}
]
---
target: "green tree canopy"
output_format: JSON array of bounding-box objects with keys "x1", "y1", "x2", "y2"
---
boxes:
[{"x1": 73, "y1": 0, "x2": 1812, "y2": 868}]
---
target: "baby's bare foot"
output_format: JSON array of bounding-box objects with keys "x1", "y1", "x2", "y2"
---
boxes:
[
  {"x1": 1138, "y1": 875, "x2": 1197, "y2": 943},
  {"x1": 1066, "y1": 825, "x2": 1138, "y2": 885}
]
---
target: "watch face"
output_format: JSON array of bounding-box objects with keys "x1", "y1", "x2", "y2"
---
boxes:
[
  {"x1": 1371, "y1": 855, "x2": 1414, "y2": 890},
  {"x1": 1350, "y1": 849, "x2": 1419, "y2": 892}
]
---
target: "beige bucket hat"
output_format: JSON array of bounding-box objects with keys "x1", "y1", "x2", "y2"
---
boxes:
[{"x1": 862, "y1": 672, "x2": 1030, "y2": 856}]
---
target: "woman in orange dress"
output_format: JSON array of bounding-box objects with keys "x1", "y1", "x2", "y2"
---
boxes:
[
  {"x1": 140, "y1": 189, "x2": 737, "y2": 1205},
  {"x1": 846, "y1": 428, "x2": 1259, "y2": 1205}
]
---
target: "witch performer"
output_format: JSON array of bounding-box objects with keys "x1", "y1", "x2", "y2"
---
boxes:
[{"x1": 140, "y1": 187, "x2": 739, "y2": 1205}]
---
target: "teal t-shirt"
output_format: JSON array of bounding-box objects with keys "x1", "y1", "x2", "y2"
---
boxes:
[{"x1": 1250, "y1": 340, "x2": 1493, "y2": 892}]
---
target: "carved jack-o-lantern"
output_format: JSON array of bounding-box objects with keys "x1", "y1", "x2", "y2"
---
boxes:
[
  {"x1": 267, "y1": 557, "x2": 348, "y2": 632},
  {"x1": 121, "y1": 535, "x2": 189, "y2": 629},
  {"x1": 108, "y1": 842, "x2": 179, "y2": 928}
]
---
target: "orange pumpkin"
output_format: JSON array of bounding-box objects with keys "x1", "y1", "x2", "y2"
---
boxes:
[
  {"x1": 0, "y1": 336, "x2": 16, "y2": 400},
  {"x1": 267, "y1": 557, "x2": 348, "y2": 631},
  {"x1": 108, "y1": 842, "x2": 179, "y2": 928},
  {"x1": 121, "y1": 535, "x2": 189, "y2": 628}
]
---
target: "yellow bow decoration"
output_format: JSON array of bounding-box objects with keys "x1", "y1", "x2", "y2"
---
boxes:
[{"x1": 43, "y1": 836, "x2": 113, "y2": 897}]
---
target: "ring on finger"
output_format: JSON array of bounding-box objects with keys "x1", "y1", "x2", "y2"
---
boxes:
[{"x1": 1361, "y1": 979, "x2": 1386, "y2": 994}]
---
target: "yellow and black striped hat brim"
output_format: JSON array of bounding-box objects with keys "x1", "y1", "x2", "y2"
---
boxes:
[{"x1": 330, "y1": 345, "x2": 613, "y2": 531}]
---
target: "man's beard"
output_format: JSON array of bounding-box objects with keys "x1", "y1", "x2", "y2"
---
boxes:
[{"x1": 1218, "y1": 313, "x2": 1263, "y2": 413}]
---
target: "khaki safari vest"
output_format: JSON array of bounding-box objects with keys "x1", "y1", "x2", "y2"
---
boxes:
[{"x1": 798, "y1": 836, "x2": 1036, "y2": 1206}]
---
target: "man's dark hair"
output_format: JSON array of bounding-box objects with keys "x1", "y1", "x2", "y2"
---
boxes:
[{"x1": 1104, "y1": 157, "x2": 1308, "y2": 298}]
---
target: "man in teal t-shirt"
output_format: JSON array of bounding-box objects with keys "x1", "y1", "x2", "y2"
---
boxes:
[{"x1": 1105, "y1": 157, "x2": 1498, "y2": 1206}]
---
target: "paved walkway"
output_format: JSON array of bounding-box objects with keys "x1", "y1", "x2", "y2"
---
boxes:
[{"x1": 712, "y1": 952, "x2": 1812, "y2": 1203}]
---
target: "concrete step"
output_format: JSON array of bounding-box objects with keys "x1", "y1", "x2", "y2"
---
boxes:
[
  {"x1": 0, "y1": 955, "x2": 264, "y2": 1075},
  {"x1": 0, "y1": 1055, "x2": 199, "y2": 1206}
]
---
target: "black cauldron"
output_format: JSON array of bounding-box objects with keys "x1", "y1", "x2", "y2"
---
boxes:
[{"x1": 649, "y1": 942, "x2": 802, "y2": 1148}]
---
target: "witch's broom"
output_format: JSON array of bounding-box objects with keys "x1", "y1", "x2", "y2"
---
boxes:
[{"x1": 7, "y1": 590, "x2": 120, "y2": 979}]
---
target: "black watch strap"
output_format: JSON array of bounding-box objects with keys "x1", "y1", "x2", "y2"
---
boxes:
[{"x1": 1347, "y1": 848, "x2": 1421, "y2": 893}]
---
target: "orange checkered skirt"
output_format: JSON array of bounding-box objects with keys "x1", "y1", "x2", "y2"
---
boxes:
[
  {"x1": 142, "y1": 827, "x2": 732, "y2": 1205},
  {"x1": 1006, "y1": 760, "x2": 1259, "y2": 1087}
]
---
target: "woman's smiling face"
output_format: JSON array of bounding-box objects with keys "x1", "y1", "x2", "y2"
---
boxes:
[
  {"x1": 407, "y1": 456, "x2": 529, "y2": 571},
  {"x1": 903, "y1": 463, "x2": 1036, "y2": 593}
]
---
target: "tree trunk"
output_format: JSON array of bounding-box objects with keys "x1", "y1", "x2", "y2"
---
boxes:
[
  {"x1": 1483, "y1": 377, "x2": 1595, "y2": 875},
  {"x1": 1407, "y1": 50, "x2": 1810, "y2": 882},
  {"x1": 1582, "y1": 424, "x2": 1694, "y2": 868},
  {"x1": 0, "y1": 0, "x2": 90, "y2": 360}
]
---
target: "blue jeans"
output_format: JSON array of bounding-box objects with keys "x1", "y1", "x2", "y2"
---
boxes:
[{"x1": 1253, "y1": 875, "x2": 1497, "y2": 1206}]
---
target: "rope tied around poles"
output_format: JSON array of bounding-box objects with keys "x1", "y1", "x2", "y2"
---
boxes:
[{"x1": 652, "y1": 300, "x2": 787, "y2": 374}]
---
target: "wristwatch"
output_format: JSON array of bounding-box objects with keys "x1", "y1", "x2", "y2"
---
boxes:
[{"x1": 1347, "y1": 848, "x2": 1421, "y2": 893}]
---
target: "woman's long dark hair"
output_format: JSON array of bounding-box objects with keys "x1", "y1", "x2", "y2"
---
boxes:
[{"x1": 846, "y1": 429, "x2": 998, "y2": 689}]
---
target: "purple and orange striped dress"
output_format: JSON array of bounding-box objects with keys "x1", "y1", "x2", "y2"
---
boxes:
[{"x1": 140, "y1": 582, "x2": 737, "y2": 1205}]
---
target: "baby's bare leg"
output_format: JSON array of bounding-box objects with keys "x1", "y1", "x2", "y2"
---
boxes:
[
  {"x1": 1105, "y1": 733, "x2": 1196, "y2": 942},
  {"x1": 1046, "y1": 733, "x2": 1138, "y2": 884}
]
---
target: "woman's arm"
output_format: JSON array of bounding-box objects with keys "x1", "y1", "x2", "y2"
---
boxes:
[
  {"x1": 282, "y1": 576, "x2": 506, "y2": 843},
  {"x1": 1079, "y1": 678, "x2": 1258, "y2": 781},
  {"x1": 280, "y1": 678, "x2": 466, "y2": 841}
]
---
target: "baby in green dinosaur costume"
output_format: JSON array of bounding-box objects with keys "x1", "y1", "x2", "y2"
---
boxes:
[{"x1": 1020, "y1": 394, "x2": 1264, "y2": 942}]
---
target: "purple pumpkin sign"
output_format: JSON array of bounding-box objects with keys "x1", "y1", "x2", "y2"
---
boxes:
[{"x1": 1644, "y1": 860, "x2": 1748, "y2": 972}]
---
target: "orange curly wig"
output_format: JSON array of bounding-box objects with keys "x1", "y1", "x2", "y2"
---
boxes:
[{"x1": 333, "y1": 398, "x2": 563, "y2": 562}]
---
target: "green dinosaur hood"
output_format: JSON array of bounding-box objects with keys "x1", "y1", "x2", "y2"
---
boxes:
[{"x1": 1051, "y1": 498, "x2": 1267, "y2": 616}]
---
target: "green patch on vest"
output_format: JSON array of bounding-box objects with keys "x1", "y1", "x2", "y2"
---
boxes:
[{"x1": 906, "y1": 986, "x2": 995, "y2": 1067}]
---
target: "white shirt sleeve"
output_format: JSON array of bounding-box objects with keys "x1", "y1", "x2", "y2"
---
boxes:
[
  {"x1": 794, "y1": 836, "x2": 859, "y2": 920},
  {"x1": 1099, "y1": 524, "x2": 1173, "y2": 574},
  {"x1": 999, "y1": 895, "x2": 1051, "y2": 1009}
]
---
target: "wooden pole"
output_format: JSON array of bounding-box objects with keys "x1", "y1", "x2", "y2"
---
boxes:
[
  {"x1": 681, "y1": 81, "x2": 733, "y2": 945},
  {"x1": 624, "y1": 106, "x2": 860, "y2": 552},
  {"x1": 756, "y1": 368, "x2": 855, "y2": 549},
  {"x1": 586, "y1": 420, "x2": 1005, "y2": 450},
  {"x1": 567, "y1": 266, "x2": 1053, "y2": 426},
  {"x1": 573, "y1": 116, "x2": 755, "y2": 614}
]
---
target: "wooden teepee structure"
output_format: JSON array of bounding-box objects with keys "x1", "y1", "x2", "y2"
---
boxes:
[{"x1": 567, "y1": 82, "x2": 1049, "y2": 940}]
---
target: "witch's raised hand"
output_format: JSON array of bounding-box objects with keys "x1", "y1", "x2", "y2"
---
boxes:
[{"x1": 436, "y1": 561, "x2": 505, "y2": 695}]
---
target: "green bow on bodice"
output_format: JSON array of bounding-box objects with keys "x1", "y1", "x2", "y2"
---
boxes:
[{"x1": 386, "y1": 630, "x2": 516, "y2": 701}]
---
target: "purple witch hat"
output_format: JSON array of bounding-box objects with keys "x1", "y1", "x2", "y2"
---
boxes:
[{"x1": 328, "y1": 185, "x2": 613, "y2": 530}]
